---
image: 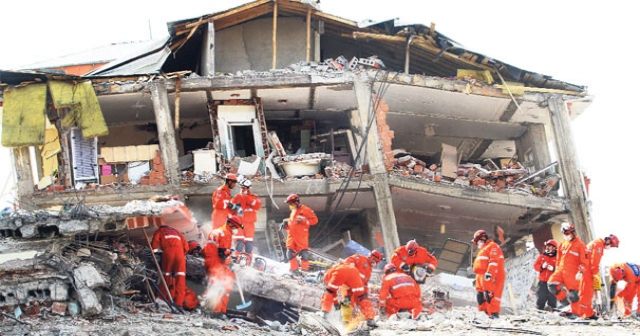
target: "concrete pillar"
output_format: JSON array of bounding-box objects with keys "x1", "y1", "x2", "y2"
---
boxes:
[
  {"x1": 516, "y1": 123, "x2": 552, "y2": 171},
  {"x1": 548, "y1": 96, "x2": 592, "y2": 241},
  {"x1": 149, "y1": 79, "x2": 180, "y2": 186},
  {"x1": 353, "y1": 78, "x2": 400, "y2": 256},
  {"x1": 12, "y1": 147, "x2": 35, "y2": 209}
]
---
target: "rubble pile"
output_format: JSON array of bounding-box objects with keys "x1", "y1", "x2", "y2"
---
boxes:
[
  {"x1": 288, "y1": 55, "x2": 385, "y2": 75},
  {"x1": 392, "y1": 155, "x2": 560, "y2": 197}
]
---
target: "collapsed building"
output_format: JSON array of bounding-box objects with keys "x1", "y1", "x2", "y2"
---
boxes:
[{"x1": 0, "y1": 0, "x2": 597, "y2": 330}]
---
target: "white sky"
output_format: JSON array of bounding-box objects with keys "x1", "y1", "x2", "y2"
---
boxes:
[{"x1": 0, "y1": 1, "x2": 637, "y2": 266}]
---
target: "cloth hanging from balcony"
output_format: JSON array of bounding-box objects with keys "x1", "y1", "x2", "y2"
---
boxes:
[
  {"x1": 1, "y1": 83, "x2": 47, "y2": 147},
  {"x1": 48, "y1": 80, "x2": 109, "y2": 138}
]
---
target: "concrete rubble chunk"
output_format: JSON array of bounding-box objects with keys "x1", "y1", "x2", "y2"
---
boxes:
[
  {"x1": 73, "y1": 263, "x2": 109, "y2": 289},
  {"x1": 76, "y1": 287, "x2": 103, "y2": 316}
]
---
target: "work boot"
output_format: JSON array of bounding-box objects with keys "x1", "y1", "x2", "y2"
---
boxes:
[
  {"x1": 583, "y1": 314, "x2": 598, "y2": 321},
  {"x1": 490, "y1": 313, "x2": 500, "y2": 319},
  {"x1": 559, "y1": 311, "x2": 577, "y2": 319},
  {"x1": 366, "y1": 319, "x2": 377, "y2": 329}
]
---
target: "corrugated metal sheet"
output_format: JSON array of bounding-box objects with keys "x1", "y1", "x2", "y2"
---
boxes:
[{"x1": 87, "y1": 38, "x2": 171, "y2": 76}]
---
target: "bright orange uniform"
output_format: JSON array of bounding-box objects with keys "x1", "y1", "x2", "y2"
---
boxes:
[
  {"x1": 534, "y1": 253, "x2": 557, "y2": 283},
  {"x1": 321, "y1": 263, "x2": 375, "y2": 319},
  {"x1": 610, "y1": 263, "x2": 640, "y2": 316},
  {"x1": 211, "y1": 184, "x2": 233, "y2": 229},
  {"x1": 379, "y1": 271, "x2": 422, "y2": 318},
  {"x1": 391, "y1": 246, "x2": 438, "y2": 272},
  {"x1": 578, "y1": 238, "x2": 605, "y2": 318},
  {"x1": 202, "y1": 224, "x2": 236, "y2": 314},
  {"x1": 344, "y1": 254, "x2": 374, "y2": 285},
  {"x1": 151, "y1": 225, "x2": 189, "y2": 307},
  {"x1": 231, "y1": 191, "x2": 261, "y2": 248},
  {"x1": 285, "y1": 204, "x2": 318, "y2": 271},
  {"x1": 473, "y1": 240, "x2": 505, "y2": 315},
  {"x1": 548, "y1": 236, "x2": 588, "y2": 315}
]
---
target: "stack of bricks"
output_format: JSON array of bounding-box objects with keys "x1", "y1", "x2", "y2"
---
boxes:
[
  {"x1": 125, "y1": 215, "x2": 162, "y2": 229},
  {"x1": 139, "y1": 150, "x2": 168, "y2": 186},
  {"x1": 375, "y1": 97, "x2": 395, "y2": 171}
]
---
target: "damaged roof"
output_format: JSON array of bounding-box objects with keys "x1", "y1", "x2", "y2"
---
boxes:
[{"x1": 61, "y1": 0, "x2": 585, "y2": 93}]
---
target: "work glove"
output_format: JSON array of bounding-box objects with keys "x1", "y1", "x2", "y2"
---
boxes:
[
  {"x1": 484, "y1": 272, "x2": 492, "y2": 281},
  {"x1": 484, "y1": 291, "x2": 494, "y2": 303},
  {"x1": 593, "y1": 274, "x2": 602, "y2": 290},
  {"x1": 400, "y1": 264, "x2": 411, "y2": 273},
  {"x1": 296, "y1": 215, "x2": 306, "y2": 223},
  {"x1": 547, "y1": 264, "x2": 554, "y2": 272},
  {"x1": 426, "y1": 264, "x2": 435, "y2": 275},
  {"x1": 575, "y1": 272, "x2": 583, "y2": 281},
  {"x1": 279, "y1": 219, "x2": 289, "y2": 231},
  {"x1": 542, "y1": 262, "x2": 548, "y2": 270}
]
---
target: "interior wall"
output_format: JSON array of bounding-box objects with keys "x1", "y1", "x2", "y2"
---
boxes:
[
  {"x1": 516, "y1": 123, "x2": 552, "y2": 171},
  {"x1": 215, "y1": 17, "x2": 310, "y2": 72}
]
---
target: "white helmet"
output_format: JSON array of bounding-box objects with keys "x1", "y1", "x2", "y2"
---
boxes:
[{"x1": 240, "y1": 179, "x2": 252, "y2": 188}]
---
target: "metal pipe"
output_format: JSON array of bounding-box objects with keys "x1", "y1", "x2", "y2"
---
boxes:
[{"x1": 404, "y1": 35, "x2": 416, "y2": 74}]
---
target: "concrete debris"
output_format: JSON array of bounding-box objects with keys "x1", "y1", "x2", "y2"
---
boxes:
[
  {"x1": 392, "y1": 155, "x2": 560, "y2": 197},
  {"x1": 75, "y1": 287, "x2": 103, "y2": 316},
  {"x1": 73, "y1": 263, "x2": 109, "y2": 289},
  {"x1": 289, "y1": 55, "x2": 385, "y2": 75}
]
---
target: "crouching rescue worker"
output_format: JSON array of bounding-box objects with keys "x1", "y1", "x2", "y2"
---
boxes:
[
  {"x1": 321, "y1": 262, "x2": 377, "y2": 328},
  {"x1": 379, "y1": 264, "x2": 422, "y2": 319},
  {"x1": 578, "y1": 234, "x2": 619, "y2": 319},
  {"x1": 151, "y1": 222, "x2": 189, "y2": 309},
  {"x1": 282, "y1": 194, "x2": 318, "y2": 273},
  {"x1": 534, "y1": 240, "x2": 558, "y2": 310},
  {"x1": 609, "y1": 262, "x2": 640, "y2": 317},
  {"x1": 472, "y1": 229, "x2": 505, "y2": 318},
  {"x1": 391, "y1": 239, "x2": 438, "y2": 282},
  {"x1": 211, "y1": 173, "x2": 239, "y2": 229},
  {"x1": 201, "y1": 215, "x2": 243, "y2": 316},
  {"x1": 338, "y1": 250, "x2": 384, "y2": 323},
  {"x1": 547, "y1": 222, "x2": 588, "y2": 318},
  {"x1": 231, "y1": 179, "x2": 261, "y2": 254}
]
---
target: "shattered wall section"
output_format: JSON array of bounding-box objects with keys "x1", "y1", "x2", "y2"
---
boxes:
[
  {"x1": 502, "y1": 248, "x2": 538, "y2": 313},
  {"x1": 375, "y1": 98, "x2": 394, "y2": 171}
]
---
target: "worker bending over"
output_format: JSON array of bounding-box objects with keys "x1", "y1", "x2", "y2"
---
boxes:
[
  {"x1": 379, "y1": 263, "x2": 422, "y2": 319},
  {"x1": 609, "y1": 262, "x2": 640, "y2": 317},
  {"x1": 321, "y1": 262, "x2": 377, "y2": 327},
  {"x1": 391, "y1": 240, "x2": 438, "y2": 281},
  {"x1": 151, "y1": 223, "x2": 189, "y2": 309}
]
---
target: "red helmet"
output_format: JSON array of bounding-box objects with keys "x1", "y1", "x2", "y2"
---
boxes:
[
  {"x1": 472, "y1": 230, "x2": 488, "y2": 244},
  {"x1": 544, "y1": 239, "x2": 558, "y2": 248},
  {"x1": 406, "y1": 240, "x2": 418, "y2": 255},
  {"x1": 285, "y1": 194, "x2": 300, "y2": 204},
  {"x1": 369, "y1": 250, "x2": 383, "y2": 264},
  {"x1": 227, "y1": 215, "x2": 243, "y2": 228},
  {"x1": 561, "y1": 222, "x2": 575, "y2": 234},
  {"x1": 225, "y1": 173, "x2": 238, "y2": 182},
  {"x1": 383, "y1": 263, "x2": 397, "y2": 275},
  {"x1": 610, "y1": 266, "x2": 624, "y2": 282},
  {"x1": 607, "y1": 234, "x2": 620, "y2": 248}
]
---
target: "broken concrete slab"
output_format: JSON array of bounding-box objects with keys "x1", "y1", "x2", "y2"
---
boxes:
[
  {"x1": 73, "y1": 263, "x2": 109, "y2": 289},
  {"x1": 75, "y1": 287, "x2": 103, "y2": 316}
]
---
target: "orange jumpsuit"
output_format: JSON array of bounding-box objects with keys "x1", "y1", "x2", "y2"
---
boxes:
[
  {"x1": 211, "y1": 184, "x2": 233, "y2": 229},
  {"x1": 285, "y1": 204, "x2": 318, "y2": 271},
  {"x1": 183, "y1": 287, "x2": 199, "y2": 311},
  {"x1": 379, "y1": 271, "x2": 422, "y2": 318},
  {"x1": 534, "y1": 253, "x2": 557, "y2": 309},
  {"x1": 578, "y1": 238, "x2": 605, "y2": 318},
  {"x1": 391, "y1": 245, "x2": 438, "y2": 272},
  {"x1": 344, "y1": 254, "x2": 374, "y2": 285},
  {"x1": 151, "y1": 225, "x2": 189, "y2": 307},
  {"x1": 231, "y1": 191, "x2": 261, "y2": 251},
  {"x1": 473, "y1": 240, "x2": 505, "y2": 315},
  {"x1": 321, "y1": 263, "x2": 375, "y2": 320},
  {"x1": 202, "y1": 224, "x2": 236, "y2": 313},
  {"x1": 548, "y1": 237, "x2": 587, "y2": 315},
  {"x1": 610, "y1": 263, "x2": 640, "y2": 316}
]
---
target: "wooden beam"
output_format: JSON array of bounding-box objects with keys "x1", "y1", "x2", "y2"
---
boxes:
[
  {"x1": 272, "y1": 1, "x2": 278, "y2": 69},
  {"x1": 149, "y1": 79, "x2": 180, "y2": 186},
  {"x1": 306, "y1": 7, "x2": 311, "y2": 63}
]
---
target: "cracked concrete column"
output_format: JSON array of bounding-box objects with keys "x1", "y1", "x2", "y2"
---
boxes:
[
  {"x1": 150, "y1": 79, "x2": 180, "y2": 186},
  {"x1": 12, "y1": 147, "x2": 35, "y2": 210},
  {"x1": 353, "y1": 77, "x2": 400, "y2": 256},
  {"x1": 548, "y1": 95, "x2": 593, "y2": 242}
]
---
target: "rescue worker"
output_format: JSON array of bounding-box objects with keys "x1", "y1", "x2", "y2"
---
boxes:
[
  {"x1": 201, "y1": 215, "x2": 243, "y2": 316},
  {"x1": 344, "y1": 250, "x2": 384, "y2": 285},
  {"x1": 547, "y1": 222, "x2": 588, "y2": 318},
  {"x1": 534, "y1": 239, "x2": 558, "y2": 310},
  {"x1": 282, "y1": 194, "x2": 318, "y2": 273},
  {"x1": 379, "y1": 264, "x2": 422, "y2": 319},
  {"x1": 321, "y1": 262, "x2": 377, "y2": 327},
  {"x1": 472, "y1": 229, "x2": 506, "y2": 318},
  {"x1": 231, "y1": 179, "x2": 262, "y2": 254},
  {"x1": 578, "y1": 234, "x2": 619, "y2": 319},
  {"x1": 391, "y1": 240, "x2": 438, "y2": 277},
  {"x1": 151, "y1": 223, "x2": 189, "y2": 308},
  {"x1": 609, "y1": 262, "x2": 640, "y2": 317},
  {"x1": 211, "y1": 173, "x2": 240, "y2": 229}
]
